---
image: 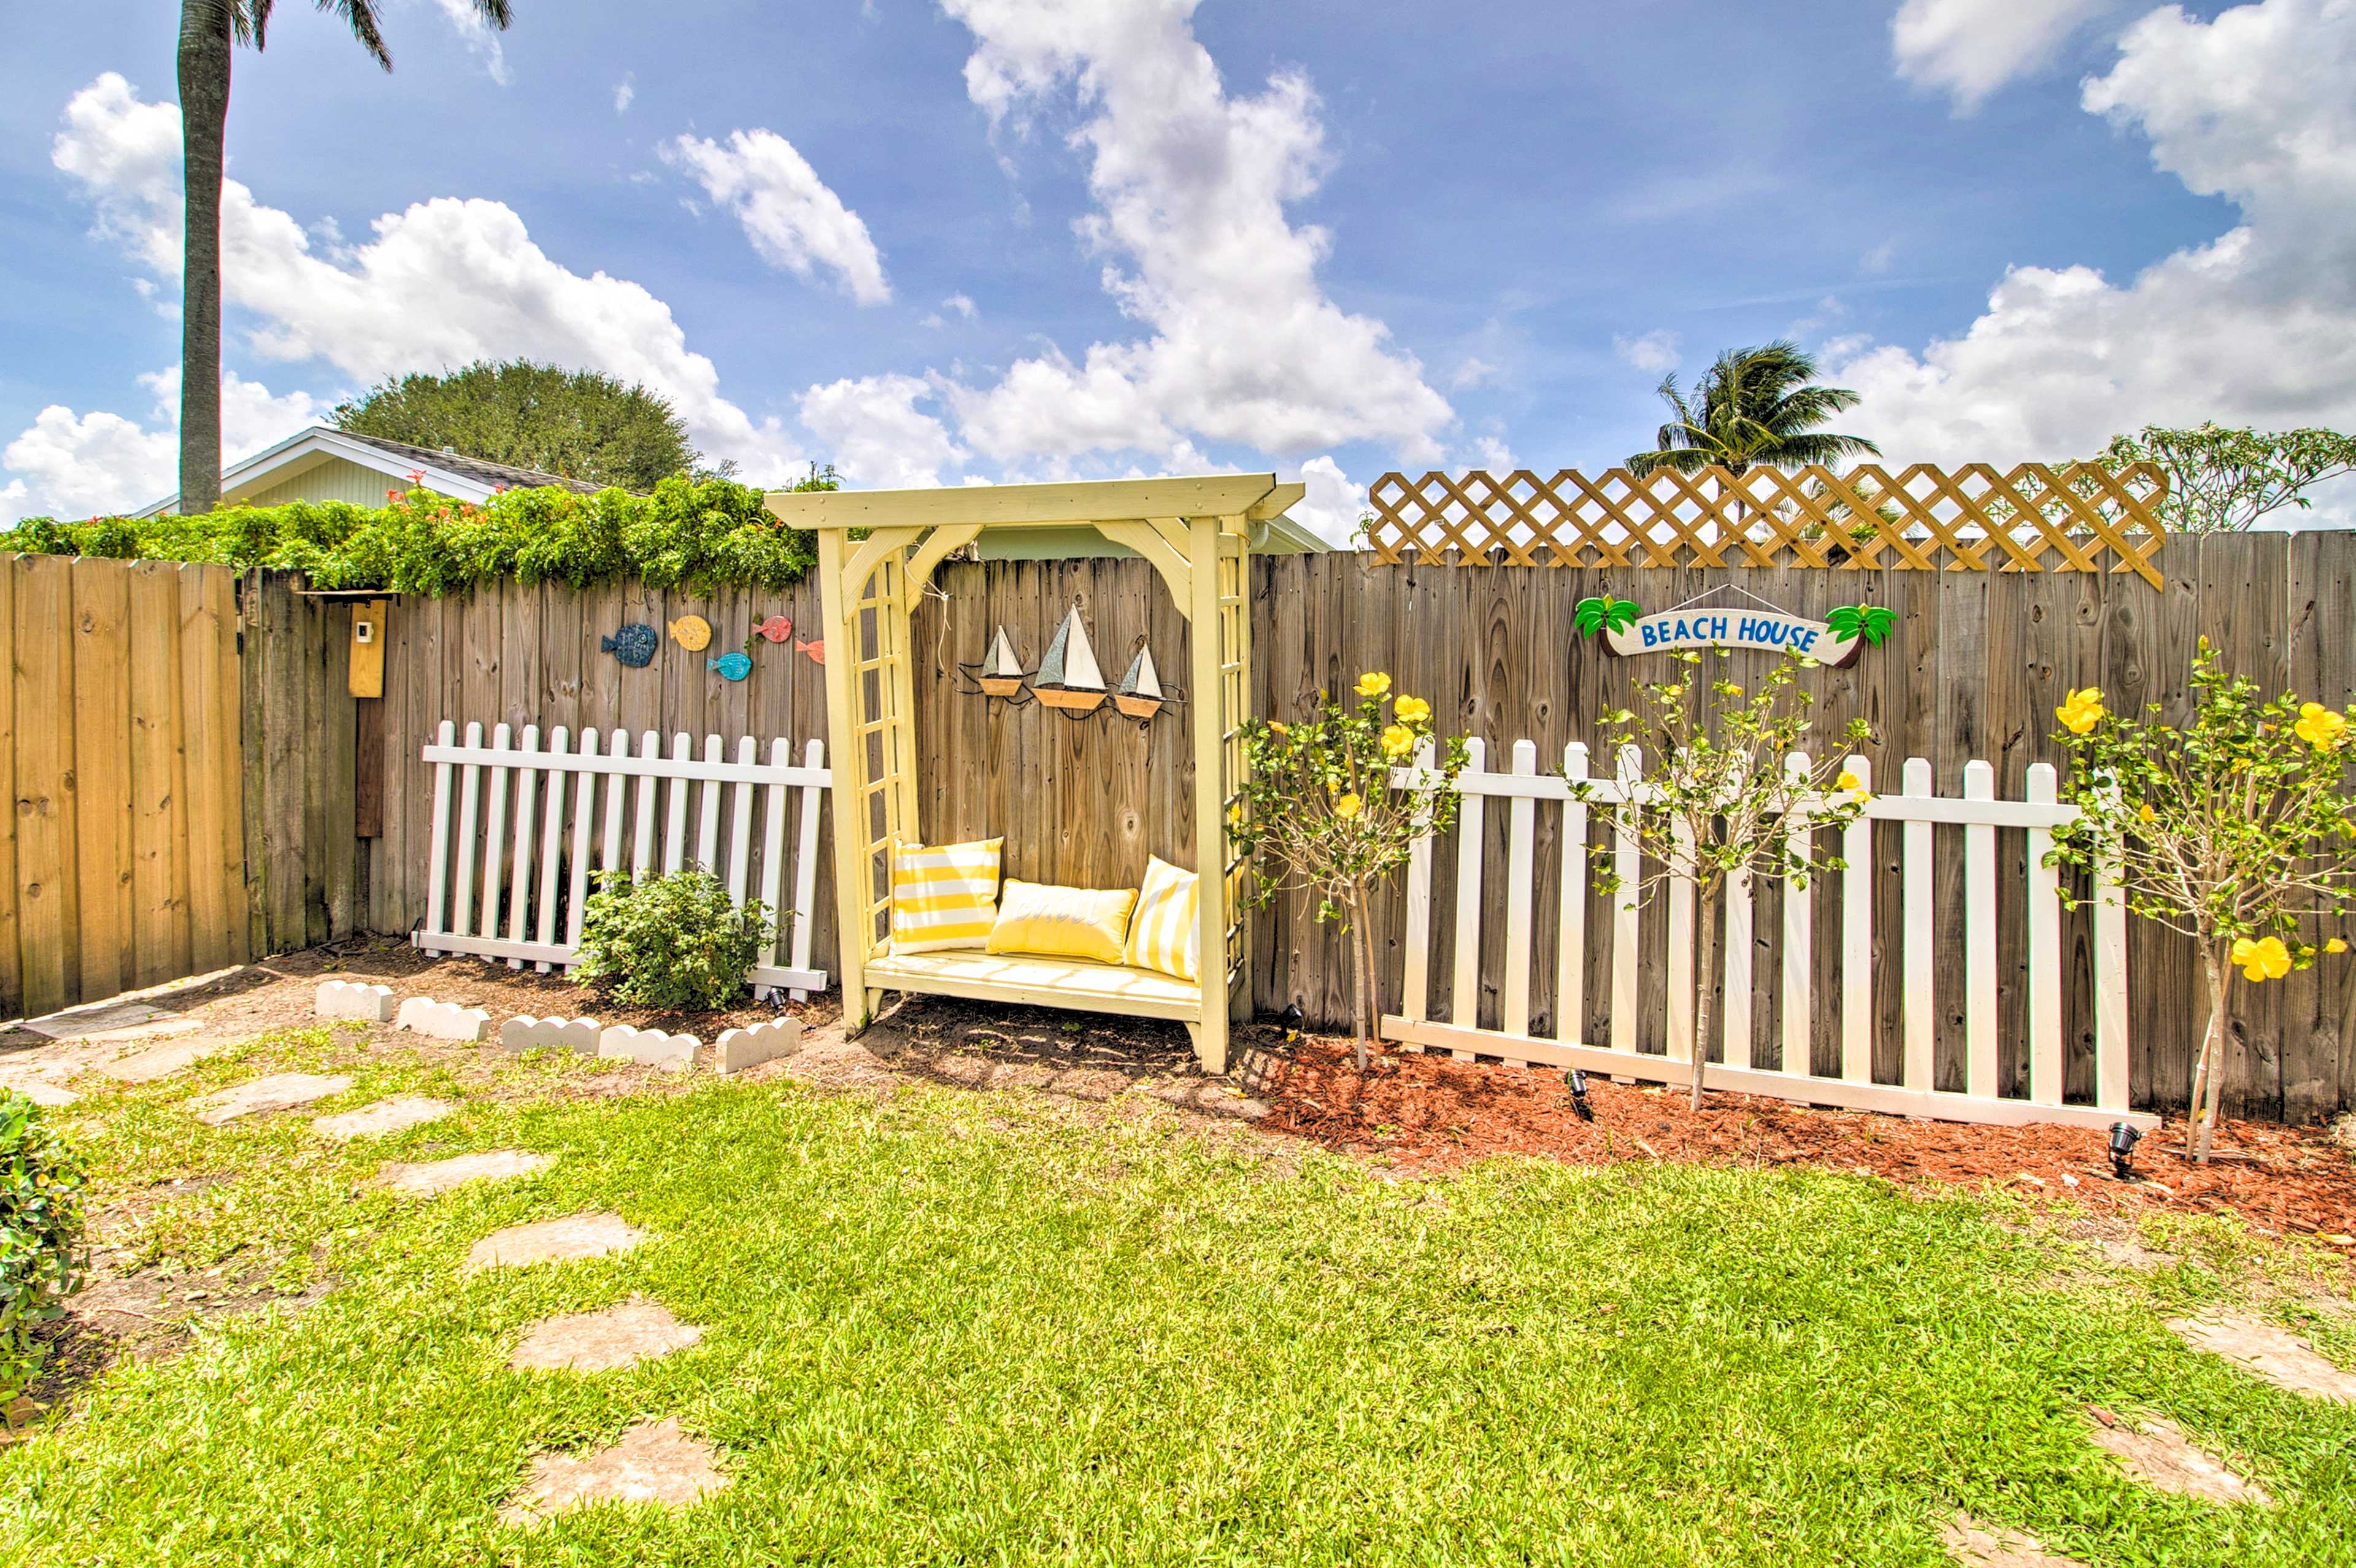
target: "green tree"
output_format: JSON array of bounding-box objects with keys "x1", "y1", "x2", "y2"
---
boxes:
[
  {"x1": 1627, "y1": 340, "x2": 1881, "y2": 478},
  {"x1": 333, "y1": 361, "x2": 702, "y2": 493},
  {"x1": 1578, "y1": 650, "x2": 1874, "y2": 1112},
  {"x1": 2089, "y1": 423, "x2": 2356, "y2": 534},
  {"x1": 1232, "y1": 674, "x2": 1468, "y2": 1069},
  {"x1": 2046, "y1": 648, "x2": 2356, "y2": 1161},
  {"x1": 176, "y1": 0, "x2": 515, "y2": 515}
]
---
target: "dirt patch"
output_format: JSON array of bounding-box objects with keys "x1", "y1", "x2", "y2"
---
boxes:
[
  {"x1": 25, "y1": 1251, "x2": 336, "y2": 1415},
  {"x1": 1258, "y1": 1037, "x2": 2356, "y2": 1239},
  {"x1": 1941, "y1": 1513, "x2": 2089, "y2": 1568}
]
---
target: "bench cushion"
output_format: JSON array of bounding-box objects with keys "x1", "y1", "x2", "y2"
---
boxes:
[{"x1": 866, "y1": 950, "x2": 1201, "y2": 1022}]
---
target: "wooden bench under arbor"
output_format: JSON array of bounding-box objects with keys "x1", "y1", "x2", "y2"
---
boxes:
[{"x1": 767, "y1": 475, "x2": 1303, "y2": 1074}]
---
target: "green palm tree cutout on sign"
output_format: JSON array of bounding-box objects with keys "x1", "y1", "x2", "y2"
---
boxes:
[
  {"x1": 1826, "y1": 605, "x2": 1897, "y2": 647},
  {"x1": 1574, "y1": 597, "x2": 1642, "y2": 637}
]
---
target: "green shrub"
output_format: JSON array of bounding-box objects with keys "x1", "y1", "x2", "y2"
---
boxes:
[
  {"x1": 0, "y1": 465, "x2": 840, "y2": 596},
  {"x1": 1, "y1": 1092, "x2": 87, "y2": 1401},
  {"x1": 572, "y1": 867, "x2": 774, "y2": 1013}
]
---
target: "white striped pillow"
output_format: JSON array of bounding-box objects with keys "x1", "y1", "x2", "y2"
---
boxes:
[
  {"x1": 1123, "y1": 856, "x2": 1199, "y2": 983},
  {"x1": 890, "y1": 837, "x2": 1003, "y2": 953}
]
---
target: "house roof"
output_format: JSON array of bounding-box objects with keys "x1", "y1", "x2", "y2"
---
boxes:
[{"x1": 133, "y1": 426, "x2": 607, "y2": 517}]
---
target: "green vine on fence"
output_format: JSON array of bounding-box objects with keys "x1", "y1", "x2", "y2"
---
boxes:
[{"x1": 0, "y1": 467, "x2": 839, "y2": 595}]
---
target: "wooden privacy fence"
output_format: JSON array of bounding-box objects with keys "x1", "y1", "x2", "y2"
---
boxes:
[
  {"x1": 0, "y1": 554, "x2": 247, "y2": 1018},
  {"x1": 417, "y1": 721, "x2": 830, "y2": 997},
  {"x1": 1364, "y1": 464, "x2": 2170, "y2": 586},
  {"x1": 1387, "y1": 737, "x2": 2149, "y2": 1131}
]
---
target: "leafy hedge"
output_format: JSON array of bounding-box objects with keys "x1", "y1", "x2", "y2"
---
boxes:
[
  {"x1": 1, "y1": 1091, "x2": 85, "y2": 1402},
  {"x1": 0, "y1": 474, "x2": 822, "y2": 595}
]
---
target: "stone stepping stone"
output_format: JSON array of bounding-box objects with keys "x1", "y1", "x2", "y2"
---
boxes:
[
  {"x1": 2168, "y1": 1313, "x2": 2356, "y2": 1402},
  {"x1": 312, "y1": 1096, "x2": 454, "y2": 1141},
  {"x1": 190, "y1": 1072, "x2": 354, "y2": 1126},
  {"x1": 2, "y1": 1080, "x2": 77, "y2": 1109},
  {"x1": 466, "y1": 1212, "x2": 646, "y2": 1272},
  {"x1": 1940, "y1": 1513, "x2": 2090, "y2": 1568},
  {"x1": 100, "y1": 1036, "x2": 229, "y2": 1085},
  {"x1": 499, "y1": 1418, "x2": 728, "y2": 1529},
  {"x1": 2085, "y1": 1407, "x2": 2271, "y2": 1505},
  {"x1": 509, "y1": 1297, "x2": 704, "y2": 1372},
  {"x1": 380, "y1": 1150, "x2": 553, "y2": 1196},
  {"x1": 20, "y1": 999, "x2": 171, "y2": 1040}
]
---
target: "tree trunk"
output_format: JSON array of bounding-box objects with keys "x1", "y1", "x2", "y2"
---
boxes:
[
  {"x1": 2190, "y1": 944, "x2": 2231, "y2": 1164},
  {"x1": 1347, "y1": 882, "x2": 1376, "y2": 1074},
  {"x1": 1689, "y1": 884, "x2": 1718, "y2": 1113},
  {"x1": 178, "y1": 1, "x2": 231, "y2": 515}
]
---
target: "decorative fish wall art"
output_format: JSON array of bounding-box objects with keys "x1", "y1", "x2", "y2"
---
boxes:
[
  {"x1": 709, "y1": 650, "x2": 752, "y2": 682},
  {"x1": 756, "y1": 615, "x2": 793, "y2": 642},
  {"x1": 668, "y1": 615, "x2": 712, "y2": 651},
  {"x1": 795, "y1": 637, "x2": 826, "y2": 666},
  {"x1": 600, "y1": 623, "x2": 658, "y2": 667}
]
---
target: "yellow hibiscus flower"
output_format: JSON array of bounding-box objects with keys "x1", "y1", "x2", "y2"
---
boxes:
[
  {"x1": 1333, "y1": 792, "x2": 1363, "y2": 820},
  {"x1": 2294, "y1": 702, "x2": 2349, "y2": 751},
  {"x1": 2328, "y1": 937, "x2": 2349, "y2": 955},
  {"x1": 1834, "y1": 769, "x2": 1861, "y2": 791},
  {"x1": 2230, "y1": 935, "x2": 2292, "y2": 982},
  {"x1": 1380, "y1": 724, "x2": 1415, "y2": 759},
  {"x1": 2138, "y1": 802, "x2": 2157, "y2": 823},
  {"x1": 1355, "y1": 671, "x2": 1392, "y2": 698},
  {"x1": 1394, "y1": 695, "x2": 1431, "y2": 724},
  {"x1": 2056, "y1": 688, "x2": 2106, "y2": 735}
]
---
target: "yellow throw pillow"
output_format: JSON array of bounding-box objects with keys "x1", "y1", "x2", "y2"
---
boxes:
[
  {"x1": 987, "y1": 879, "x2": 1138, "y2": 965},
  {"x1": 890, "y1": 837, "x2": 1003, "y2": 953},
  {"x1": 1123, "y1": 856, "x2": 1200, "y2": 983}
]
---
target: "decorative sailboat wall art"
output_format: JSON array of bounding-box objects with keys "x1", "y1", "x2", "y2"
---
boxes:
[
  {"x1": 971, "y1": 626, "x2": 1029, "y2": 699},
  {"x1": 1114, "y1": 644, "x2": 1169, "y2": 721},
  {"x1": 1031, "y1": 605, "x2": 1108, "y2": 715}
]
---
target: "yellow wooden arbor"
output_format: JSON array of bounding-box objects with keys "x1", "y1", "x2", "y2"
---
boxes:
[{"x1": 766, "y1": 475, "x2": 1301, "y2": 1075}]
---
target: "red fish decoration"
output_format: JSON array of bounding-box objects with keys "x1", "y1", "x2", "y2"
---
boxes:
[
  {"x1": 756, "y1": 615, "x2": 793, "y2": 642},
  {"x1": 795, "y1": 637, "x2": 826, "y2": 665}
]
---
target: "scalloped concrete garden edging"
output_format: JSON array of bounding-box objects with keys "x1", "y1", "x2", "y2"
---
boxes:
[
  {"x1": 315, "y1": 981, "x2": 396, "y2": 1022},
  {"x1": 715, "y1": 1018, "x2": 801, "y2": 1075},
  {"x1": 501, "y1": 1016, "x2": 602, "y2": 1055},
  {"x1": 598, "y1": 1026, "x2": 699, "y2": 1070},
  {"x1": 395, "y1": 999, "x2": 492, "y2": 1042}
]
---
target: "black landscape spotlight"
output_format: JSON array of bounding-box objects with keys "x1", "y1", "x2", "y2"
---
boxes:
[
  {"x1": 1566, "y1": 1069, "x2": 1593, "y2": 1121},
  {"x1": 1278, "y1": 1001, "x2": 1305, "y2": 1042},
  {"x1": 2108, "y1": 1121, "x2": 2142, "y2": 1181}
]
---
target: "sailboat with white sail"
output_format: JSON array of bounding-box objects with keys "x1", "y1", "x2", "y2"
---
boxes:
[
  {"x1": 1031, "y1": 606, "x2": 1108, "y2": 715},
  {"x1": 971, "y1": 625, "x2": 1028, "y2": 698},
  {"x1": 1114, "y1": 644, "x2": 1167, "y2": 720}
]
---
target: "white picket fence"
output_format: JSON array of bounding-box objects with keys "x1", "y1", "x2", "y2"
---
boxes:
[
  {"x1": 415, "y1": 721, "x2": 831, "y2": 998},
  {"x1": 1388, "y1": 738, "x2": 2156, "y2": 1131}
]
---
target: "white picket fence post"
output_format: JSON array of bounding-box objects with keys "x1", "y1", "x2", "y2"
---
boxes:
[
  {"x1": 1385, "y1": 740, "x2": 2155, "y2": 1132},
  {"x1": 417, "y1": 723, "x2": 832, "y2": 997}
]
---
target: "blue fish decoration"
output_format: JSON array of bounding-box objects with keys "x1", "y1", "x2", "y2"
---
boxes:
[
  {"x1": 600, "y1": 623, "x2": 658, "y2": 667},
  {"x1": 709, "y1": 650, "x2": 752, "y2": 682}
]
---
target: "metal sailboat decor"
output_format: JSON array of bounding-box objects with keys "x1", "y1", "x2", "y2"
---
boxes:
[
  {"x1": 1112, "y1": 641, "x2": 1184, "y2": 723},
  {"x1": 1031, "y1": 605, "x2": 1108, "y2": 715},
  {"x1": 966, "y1": 625, "x2": 1030, "y2": 699}
]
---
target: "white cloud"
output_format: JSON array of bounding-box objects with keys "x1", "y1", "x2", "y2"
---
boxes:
[
  {"x1": 661, "y1": 129, "x2": 891, "y2": 306},
  {"x1": 933, "y1": 0, "x2": 1453, "y2": 465},
  {"x1": 1892, "y1": 0, "x2": 2113, "y2": 110},
  {"x1": 923, "y1": 293, "x2": 979, "y2": 329},
  {"x1": 1861, "y1": 237, "x2": 1898, "y2": 274},
  {"x1": 612, "y1": 74, "x2": 635, "y2": 115},
  {"x1": 797, "y1": 374, "x2": 965, "y2": 488},
  {"x1": 1472, "y1": 435, "x2": 1515, "y2": 472},
  {"x1": 1285, "y1": 455, "x2": 1368, "y2": 547},
  {"x1": 430, "y1": 0, "x2": 514, "y2": 86},
  {"x1": 1450, "y1": 357, "x2": 1496, "y2": 390},
  {"x1": 2, "y1": 367, "x2": 320, "y2": 521},
  {"x1": 1837, "y1": 0, "x2": 2356, "y2": 464},
  {"x1": 47, "y1": 74, "x2": 804, "y2": 481},
  {"x1": 1612, "y1": 329, "x2": 1681, "y2": 374}
]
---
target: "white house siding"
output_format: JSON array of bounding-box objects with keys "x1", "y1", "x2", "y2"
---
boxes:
[{"x1": 240, "y1": 457, "x2": 406, "y2": 509}]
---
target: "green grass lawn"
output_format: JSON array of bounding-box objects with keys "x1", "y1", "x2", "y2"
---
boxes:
[{"x1": 7, "y1": 1026, "x2": 2352, "y2": 1566}]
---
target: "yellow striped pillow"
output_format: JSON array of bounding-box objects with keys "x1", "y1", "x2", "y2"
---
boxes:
[
  {"x1": 1123, "y1": 856, "x2": 1199, "y2": 983},
  {"x1": 890, "y1": 837, "x2": 1003, "y2": 953},
  {"x1": 987, "y1": 880, "x2": 1138, "y2": 965}
]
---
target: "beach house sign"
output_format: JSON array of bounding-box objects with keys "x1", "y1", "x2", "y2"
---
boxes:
[{"x1": 1574, "y1": 594, "x2": 1893, "y2": 669}]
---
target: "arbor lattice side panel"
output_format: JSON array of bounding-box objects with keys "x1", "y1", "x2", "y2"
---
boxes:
[{"x1": 1364, "y1": 464, "x2": 2170, "y2": 588}]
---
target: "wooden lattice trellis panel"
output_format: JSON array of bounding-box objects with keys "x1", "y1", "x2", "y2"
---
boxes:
[{"x1": 1363, "y1": 463, "x2": 2170, "y2": 588}]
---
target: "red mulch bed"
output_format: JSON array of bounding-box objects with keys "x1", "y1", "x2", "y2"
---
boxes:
[{"x1": 1258, "y1": 1038, "x2": 2356, "y2": 1240}]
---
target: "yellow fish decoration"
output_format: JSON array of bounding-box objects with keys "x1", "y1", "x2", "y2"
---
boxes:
[{"x1": 668, "y1": 615, "x2": 711, "y2": 651}]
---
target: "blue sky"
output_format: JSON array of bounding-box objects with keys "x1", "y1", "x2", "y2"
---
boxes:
[{"x1": 5, "y1": 0, "x2": 2351, "y2": 532}]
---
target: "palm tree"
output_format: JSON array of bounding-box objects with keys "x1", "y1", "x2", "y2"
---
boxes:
[
  {"x1": 177, "y1": 1, "x2": 514, "y2": 515},
  {"x1": 1627, "y1": 340, "x2": 1879, "y2": 477}
]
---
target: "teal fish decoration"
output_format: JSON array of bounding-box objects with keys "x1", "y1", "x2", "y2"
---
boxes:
[
  {"x1": 600, "y1": 623, "x2": 657, "y2": 667},
  {"x1": 709, "y1": 650, "x2": 752, "y2": 682}
]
